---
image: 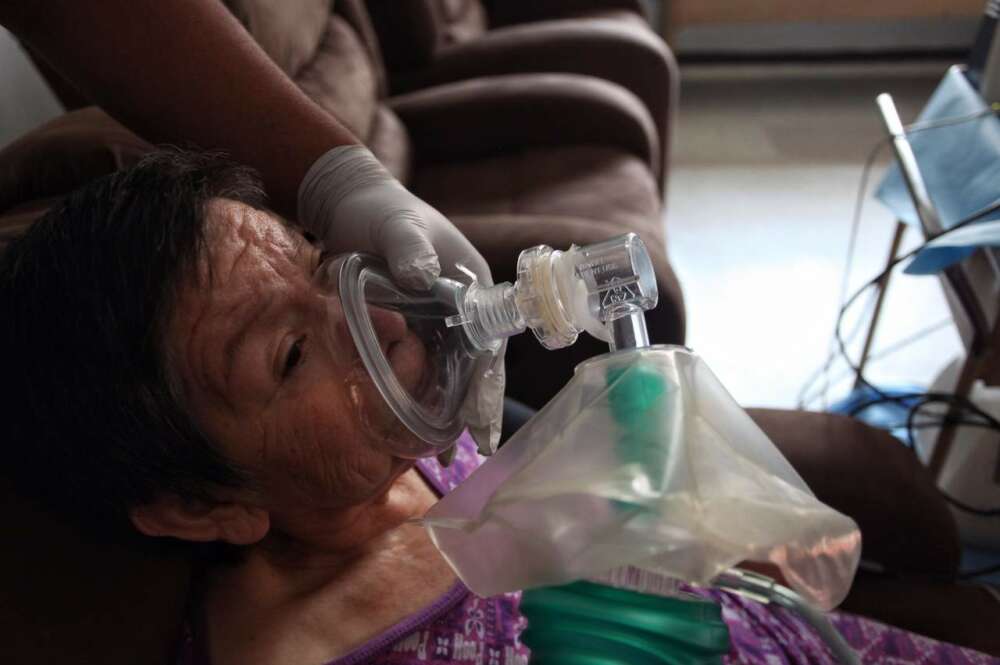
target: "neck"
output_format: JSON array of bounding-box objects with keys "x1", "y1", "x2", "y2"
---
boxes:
[
  {"x1": 198, "y1": 467, "x2": 456, "y2": 665},
  {"x1": 225, "y1": 469, "x2": 436, "y2": 592}
]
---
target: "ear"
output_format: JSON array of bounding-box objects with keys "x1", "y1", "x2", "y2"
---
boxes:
[{"x1": 130, "y1": 494, "x2": 270, "y2": 545}]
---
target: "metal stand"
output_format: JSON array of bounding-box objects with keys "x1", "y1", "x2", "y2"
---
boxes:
[
  {"x1": 853, "y1": 221, "x2": 907, "y2": 389},
  {"x1": 866, "y1": 93, "x2": 1000, "y2": 480}
]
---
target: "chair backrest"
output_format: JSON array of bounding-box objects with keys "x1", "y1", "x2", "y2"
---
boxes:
[
  {"x1": 366, "y1": 0, "x2": 489, "y2": 73},
  {"x1": 225, "y1": 0, "x2": 413, "y2": 180}
]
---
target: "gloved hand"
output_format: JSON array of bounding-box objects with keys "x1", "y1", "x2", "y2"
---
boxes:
[{"x1": 298, "y1": 145, "x2": 504, "y2": 456}]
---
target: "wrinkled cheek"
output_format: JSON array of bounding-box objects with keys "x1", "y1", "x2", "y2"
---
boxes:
[
  {"x1": 293, "y1": 389, "x2": 405, "y2": 500},
  {"x1": 346, "y1": 374, "x2": 428, "y2": 457},
  {"x1": 345, "y1": 362, "x2": 404, "y2": 441}
]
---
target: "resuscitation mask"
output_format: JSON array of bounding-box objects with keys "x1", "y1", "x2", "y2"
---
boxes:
[
  {"x1": 319, "y1": 234, "x2": 657, "y2": 458},
  {"x1": 325, "y1": 232, "x2": 861, "y2": 611}
]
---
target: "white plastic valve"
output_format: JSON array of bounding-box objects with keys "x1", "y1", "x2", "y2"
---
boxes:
[{"x1": 448, "y1": 233, "x2": 658, "y2": 353}]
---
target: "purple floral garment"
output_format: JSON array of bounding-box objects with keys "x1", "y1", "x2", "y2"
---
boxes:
[
  {"x1": 181, "y1": 433, "x2": 999, "y2": 665},
  {"x1": 691, "y1": 588, "x2": 999, "y2": 665}
]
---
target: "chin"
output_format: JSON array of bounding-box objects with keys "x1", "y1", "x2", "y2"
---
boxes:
[{"x1": 369, "y1": 457, "x2": 418, "y2": 504}]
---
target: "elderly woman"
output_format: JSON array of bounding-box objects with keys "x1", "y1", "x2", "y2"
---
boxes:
[
  {"x1": 0, "y1": 149, "x2": 522, "y2": 665},
  {"x1": 1, "y1": 150, "x2": 996, "y2": 665}
]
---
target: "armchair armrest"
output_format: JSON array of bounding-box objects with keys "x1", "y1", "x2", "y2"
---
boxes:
[
  {"x1": 0, "y1": 107, "x2": 150, "y2": 216},
  {"x1": 483, "y1": 0, "x2": 645, "y2": 26},
  {"x1": 389, "y1": 19, "x2": 677, "y2": 189},
  {"x1": 389, "y1": 73, "x2": 660, "y2": 184}
]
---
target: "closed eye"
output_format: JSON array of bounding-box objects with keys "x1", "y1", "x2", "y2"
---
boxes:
[{"x1": 283, "y1": 337, "x2": 305, "y2": 378}]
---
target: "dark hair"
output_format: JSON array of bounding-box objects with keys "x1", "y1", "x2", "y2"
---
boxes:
[{"x1": 0, "y1": 149, "x2": 264, "y2": 533}]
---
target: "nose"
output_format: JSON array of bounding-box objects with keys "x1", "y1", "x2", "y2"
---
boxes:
[
  {"x1": 367, "y1": 306, "x2": 408, "y2": 356},
  {"x1": 317, "y1": 295, "x2": 409, "y2": 361},
  {"x1": 306, "y1": 272, "x2": 411, "y2": 361}
]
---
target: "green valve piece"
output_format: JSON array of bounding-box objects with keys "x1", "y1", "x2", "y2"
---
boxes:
[
  {"x1": 606, "y1": 357, "x2": 671, "y2": 503},
  {"x1": 520, "y1": 581, "x2": 731, "y2": 665}
]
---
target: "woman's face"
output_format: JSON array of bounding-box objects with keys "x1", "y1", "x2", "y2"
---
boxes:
[{"x1": 167, "y1": 199, "x2": 428, "y2": 518}]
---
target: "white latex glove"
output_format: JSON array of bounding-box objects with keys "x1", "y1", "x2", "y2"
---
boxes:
[{"x1": 298, "y1": 145, "x2": 504, "y2": 455}]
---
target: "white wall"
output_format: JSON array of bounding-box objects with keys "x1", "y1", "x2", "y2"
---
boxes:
[{"x1": 0, "y1": 27, "x2": 63, "y2": 150}]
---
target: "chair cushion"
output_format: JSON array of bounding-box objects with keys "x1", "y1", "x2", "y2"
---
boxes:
[
  {"x1": 295, "y1": 15, "x2": 381, "y2": 141},
  {"x1": 224, "y1": 0, "x2": 330, "y2": 79},
  {"x1": 747, "y1": 408, "x2": 961, "y2": 576},
  {"x1": 367, "y1": 0, "x2": 489, "y2": 72},
  {"x1": 412, "y1": 144, "x2": 658, "y2": 224},
  {"x1": 367, "y1": 107, "x2": 413, "y2": 182},
  {"x1": 228, "y1": 0, "x2": 410, "y2": 172},
  {"x1": 0, "y1": 107, "x2": 150, "y2": 217},
  {"x1": 438, "y1": 0, "x2": 490, "y2": 45}
]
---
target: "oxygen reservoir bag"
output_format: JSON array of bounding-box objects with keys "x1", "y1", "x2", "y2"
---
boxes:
[{"x1": 422, "y1": 346, "x2": 861, "y2": 611}]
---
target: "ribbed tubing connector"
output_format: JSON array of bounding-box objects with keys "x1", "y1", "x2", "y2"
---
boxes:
[{"x1": 460, "y1": 282, "x2": 526, "y2": 353}]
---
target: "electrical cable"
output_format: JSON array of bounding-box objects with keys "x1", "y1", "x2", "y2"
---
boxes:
[
  {"x1": 798, "y1": 315, "x2": 950, "y2": 410},
  {"x1": 797, "y1": 105, "x2": 1000, "y2": 408},
  {"x1": 797, "y1": 289, "x2": 878, "y2": 409},
  {"x1": 797, "y1": 106, "x2": 1000, "y2": 584},
  {"x1": 834, "y1": 196, "x2": 1000, "y2": 398},
  {"x1": 831, "y1": 197, "x2": 1000, "y2": 522},
  {"x1": 797, "y1": 140, "x2": 886, "y2": 409},
  {"x1": 865, "y1": 318, "x2": 953, "y2": 363},
  {"x1": 906, "y1": 105, "x2": 1000, "y2": 133},
  {"x1": 903, "y1": 401, "x2": 1000, "y2": 517}
]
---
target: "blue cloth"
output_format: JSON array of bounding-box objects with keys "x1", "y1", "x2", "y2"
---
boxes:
[{"x1": 875, "y1": 66, "x2": 1000, "y2": 275}]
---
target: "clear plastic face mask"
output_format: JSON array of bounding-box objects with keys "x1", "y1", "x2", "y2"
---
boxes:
[
  {"x1": 315, "y1": 253, "x2": 479, "y2": 458},
  {"x1": 318, "y1": 234, "x2": 662, "y2": 457}
]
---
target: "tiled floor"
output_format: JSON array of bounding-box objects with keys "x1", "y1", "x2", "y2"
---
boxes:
[{"x1": 666, "y1": 61, "x2": 966, "y2": 410}]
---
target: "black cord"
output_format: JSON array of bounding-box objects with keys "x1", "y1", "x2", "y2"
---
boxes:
[
  {"x1": 810, "y1": 107, "x2": 1000, "y2": 581},
  {"x1": 798, "y1": 317, "x2": 952, "y2": 409},
  {"x1": 834, "y1": 196, "x2": 1000, "y2": 402},
  {"x1": 830, "y1": 197, "x2": 1000, "y2": 516},
  {"x1": 797, "y1": 289, "x2": 878, "y2": 409},
  {"x1": 798, "y1": 105, "x2": 1000, "y2": 408}
]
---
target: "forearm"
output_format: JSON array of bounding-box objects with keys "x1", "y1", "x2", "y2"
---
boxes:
[{"x1": 2, "y1": 0, "x2": 357, "y2": 214}]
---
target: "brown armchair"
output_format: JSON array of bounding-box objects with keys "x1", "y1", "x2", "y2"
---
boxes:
[
  {"x1": 0, "y1": 128, "x2": 979, "y2": 664},
  {"x1": 366, "y1": 0, "x2": 677, "y2": 192},
  {"x1": 0, "y1": 0, "x2": 980, "y2": 661}
]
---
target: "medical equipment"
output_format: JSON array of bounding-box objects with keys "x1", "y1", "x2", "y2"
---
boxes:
[
  {"x1": 916, "y1": 357, "x2": 1000, "y2": 548},
  {"x1": 301, "y1": 144, "x2": 505, "y2": 450},
  {"x1": 330, "y1": 233, "x2": 862, "y2": 663},
  {"x1": 423, "y1": 343, "x2": 860, "y2": 608},
  {"x1": 322, "y1": 233, "x2": 656, "y2": 456}
]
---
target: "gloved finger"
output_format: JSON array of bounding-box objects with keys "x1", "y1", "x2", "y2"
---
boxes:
[
  {"x1": 427, "y1": 221, "x2": 493, "y2": 287},
  {"x1": 373, "y1": 208, "x2": 441, "y2": 290},
  {"x1": 436, "y1": 445, "x2": 457, "y2": 467},
  {"x1": 460, "y1": 345, "x2": 506, "y2": 456}
]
